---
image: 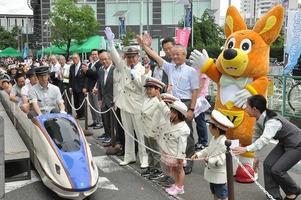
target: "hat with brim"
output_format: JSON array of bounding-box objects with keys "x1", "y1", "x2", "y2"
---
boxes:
[
  {"x1": 0, "y1": 74, "x2": 10, "y2": 85},
  {"x1": 124, "y1": 46, "x2": 139, "y2": 57},
  {"x1": 143, "y1": 77, "x2": 166, "y2": 89},
  {"x1": 161, "y1": 93, "x2": 179, "y2": 103},
  {"x1": 9, "y1": 64, "x2": 17, "y2": 70},
  {"x1": 34, "y1": 66, "x2": 49, "y2": 75},
  {"x1": 206, "y1": 110, "x2": 234, "y2": 131},
  {"x1": 27, "y1": 69, "x2": 36, "y2": 77},
  {"x1": 170, "y1": 100, "x2": 188, "y2": 117}
]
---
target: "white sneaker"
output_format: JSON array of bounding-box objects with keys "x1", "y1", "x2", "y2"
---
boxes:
[{"x1": 167, "y1": 185, "x2": 184, "y2": 196}]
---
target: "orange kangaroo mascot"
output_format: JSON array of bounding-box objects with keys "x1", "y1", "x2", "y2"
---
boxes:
[{"x1": 190, "y1": 5, "x2": 284, "y2": 182}]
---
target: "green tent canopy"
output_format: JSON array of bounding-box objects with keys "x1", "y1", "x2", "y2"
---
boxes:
[
  {"x1": 0, "y1": 47, "x2": 22, "y2": 57},
  {"x1": 70, "y1": 35, "x2": 107, "y2": 54},
  {"x1": 36, "y1": 36, "x2": 106, "y2": 56}
]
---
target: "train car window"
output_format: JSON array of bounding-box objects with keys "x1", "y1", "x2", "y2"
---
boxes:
[{"x1": 44, "y1": 118, "x2": 81, "y2": 152}]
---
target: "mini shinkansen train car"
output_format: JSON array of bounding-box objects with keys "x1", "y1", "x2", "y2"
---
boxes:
[{"x1": 30, "y1": 113, "x2": 99, "y2": 199}]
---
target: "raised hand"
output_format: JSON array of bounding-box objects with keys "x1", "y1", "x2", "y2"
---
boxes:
[
  {"x1": 189, "y1": 49, "x2": 209, "y2": 70},
  {"x1": 104, "y1": 27, "x2": 115, "y2": 42}
]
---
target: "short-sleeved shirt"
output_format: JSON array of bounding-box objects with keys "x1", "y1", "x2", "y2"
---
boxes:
[
  {"x1": 21, "y1": 82, "x2": 35, "y2": 97},
  {"x1": 10, "y1": 84, "x2": 22, "y2": 97},
  {"x1": 28, "y1": 83, "x2": 64, "y2": 113},
  {"x1": 162, "y1": 60, "x2": 199, "y2": 99}
]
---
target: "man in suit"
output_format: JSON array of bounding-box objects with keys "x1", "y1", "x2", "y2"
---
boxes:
[
  {"x1": 83, "y1": 49, "x2": 103, "y2": 129},
  {"x1": 69, "y1": 53, "x2": 86, "y2": 120},
  {"x1": 97, "y1": 51, "x2": 115, "y2": 143}
]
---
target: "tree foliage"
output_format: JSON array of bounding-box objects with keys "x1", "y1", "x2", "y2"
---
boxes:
[
  {"x1": 0, "y1": 26, "x2": 19, "y2": 50},
  {"x1": 49, "y1": 0, "x2": 99, "y2": 58},
  {"x1": 178, "y1": 9, "x2": 224, "y2": 55},
  {"x1": 120, "y1": 29, "x2": 136, "y2": 47}
]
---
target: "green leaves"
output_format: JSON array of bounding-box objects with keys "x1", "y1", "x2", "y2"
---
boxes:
[{"x1": 49, "y1": 0, "x2": 99, "y2": 58}]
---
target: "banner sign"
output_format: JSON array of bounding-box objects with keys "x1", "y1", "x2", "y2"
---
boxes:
[
  {"x1": 185, "y1": 6, "x2": 192, "y2": 29},
  {"x1": 283, "y1": 10, "x2": 301, "y2": 75},
  {"x1": 176, "y1": 29, "x2": 191, "y2": 48}
]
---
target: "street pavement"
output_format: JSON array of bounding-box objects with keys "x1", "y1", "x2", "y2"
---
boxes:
[{"x1": 3, "y1": 110, "x2": 301, "y2": 200}]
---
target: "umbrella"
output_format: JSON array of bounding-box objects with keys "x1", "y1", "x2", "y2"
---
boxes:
[{"x1": 0, "y1": 47, "x2": 22, "y2": 57}]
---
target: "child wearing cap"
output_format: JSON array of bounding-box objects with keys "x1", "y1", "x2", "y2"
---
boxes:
[
  {"x1": 151, "y1": 93, "x2": 179, "y2": 187},
  {"x1": 191, "y1": 109, "x2": 234, "y2": 200},
  {"x1": 156, "y1": 94, "x2": 190, "y2": 197},
  {"x1": 140, "y1": 77, "x2": 165, "y2": 180}
]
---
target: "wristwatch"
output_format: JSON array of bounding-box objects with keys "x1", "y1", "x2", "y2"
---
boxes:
[{"x1": 189, "y1": 107, "x2": 195, "y2": 111}]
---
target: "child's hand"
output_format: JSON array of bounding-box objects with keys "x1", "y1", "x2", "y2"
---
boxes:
[
  {"x1": 177, "y1": 159, "x2": 183, "y2": 165},
  {"x1": 191, "y1": 154, "x2": 198, "y2": 160},
  {"x1": 204, "y1": 157, "x2": 209, "y2": 164}
]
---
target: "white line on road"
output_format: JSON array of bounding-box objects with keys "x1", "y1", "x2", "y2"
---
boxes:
[
  {"x1": 93, "y1": 156, "x2": 124, "y2": 173},
  {"x1": 97, "y1": 177, "x2": 118, "y2": 190}
]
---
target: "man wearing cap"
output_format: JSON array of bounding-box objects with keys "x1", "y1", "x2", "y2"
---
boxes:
[
  {"x1": 82, "y1": 49, "x2": 103, "y2": 129},
  {"x1": 104, "y1": 27, "x2": 151, "y2": 168},
  {"x1": 192, "y1": 110, "x2": 234, "y2": 200},
  {"x1": 69, "y1": 54, "x2": 86, "y2": 120},
  {"x1": 28, "y1": 66, "x2": 65, "y2": 118},
  {"x1": 137, "y1": 35, "x2": 199, "y2": 175},
  {"x1": 20, "y1": 69, "x2": 38, "y2": 114}
]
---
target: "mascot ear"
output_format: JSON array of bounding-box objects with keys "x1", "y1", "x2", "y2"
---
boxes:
[
  {"x1": 224, "y1": 6, "x2": 247, "y2": 38},
  {"x1": 253, "y1": 5, "x2": 284, "y2": 45}
]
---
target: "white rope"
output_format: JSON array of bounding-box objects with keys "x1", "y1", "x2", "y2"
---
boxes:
[
  {"x1": 63, "y1": 89, "x2": 86, "y2": 111},
  {"x1": 85, "y1": 95, "x2": 112, "y2": 114},
  {"x1": 111, "y1": 108, "x2": 277, "y2": 199},
  {"x1": 230, "y1": 150, "x2": 275, "y2": 200},
  {"x1": 111, "y1": 108, "x2": 224, "y2": 161}
]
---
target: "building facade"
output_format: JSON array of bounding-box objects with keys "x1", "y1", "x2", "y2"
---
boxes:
[
  {"x1": 29, "y1": 0, "x2": 233, "y2": 49},
  {"x1": 0, "y1": 14, "x2": 34, "y2": 52}
]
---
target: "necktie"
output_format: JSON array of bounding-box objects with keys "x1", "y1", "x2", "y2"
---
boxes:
[{"x1": 75, "y1": 65, "x2": 79, "y2": 75}]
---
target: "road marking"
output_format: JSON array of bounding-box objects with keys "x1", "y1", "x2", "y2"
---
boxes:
[
  {"x1": 93, "y1": 156, "x2": 124, "y2": 173},
  {"x1": 97, "y1": 177, "x2": 118, "y2": 190},
  {"x1": 5, "y1": 170, "x2": 40, "y2": 193}
]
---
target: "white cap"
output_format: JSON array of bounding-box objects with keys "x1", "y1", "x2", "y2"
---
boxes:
[
  {"x1": 207, "y1": 110, "x2": 234, "y2": 131},
  {"x1": 144, "y1": 77, "x2": 166, "y2": 89},
  {"x1": 170, "y1": 100, "x2": 188, "y2": 117},
  {"x1": 161, "y1": 93, "x2": 179, "y2": 103}
]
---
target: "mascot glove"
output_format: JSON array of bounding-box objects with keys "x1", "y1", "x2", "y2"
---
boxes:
[
  {"x1": 233, "y1": 89, "x2": 252, "y2": 109},
  {"x1": 189, "y1": 49, "x2": 209, "y2": 70},
  {"x1": 60, "y1": 110, "x2": 67, "y2": 114},
  {"x1": 130, "y1": 69, "x2": 138, "y2": 80},
  {"x1": 104, "y1": 27, "x2": 115, "y2": 43}
]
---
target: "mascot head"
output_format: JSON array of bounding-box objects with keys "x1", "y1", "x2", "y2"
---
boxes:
[{"x1": 216, "y1": 5, "x2": 284, "y2": 78}]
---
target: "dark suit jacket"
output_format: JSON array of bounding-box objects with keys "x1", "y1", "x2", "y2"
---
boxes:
[
  {"x1": 97, "y1": 65, "x2": 115, "y2": 108},
  {"x1": 84, "y1": 61, "x2": 102, "y2": 92},
  {"x1": 69, "y1": 62, "x2": 86, "y2": 93}
]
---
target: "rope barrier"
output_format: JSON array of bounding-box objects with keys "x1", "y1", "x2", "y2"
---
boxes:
[
  {"x1": 62, "y1": 90, "x2": 277, "y2": 199},
  {"x1": 231, "y1": 151, "x2": 275, "y2": 200}
]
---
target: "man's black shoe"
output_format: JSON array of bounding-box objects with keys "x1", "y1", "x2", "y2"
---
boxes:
[
  {"x1": 184, "y1": 167, "x2": 192, "y2": 175},
  {"x1": 93, "y1": 122, "x2": 104, "y2": 129},
  {"x1": 88, "y1": 122, "x2": 97, "y2": 127},
  {"x1": 117, "y1": 150, "x2": 124, "y2": 156}
]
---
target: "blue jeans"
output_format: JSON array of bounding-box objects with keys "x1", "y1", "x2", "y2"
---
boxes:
[{"x1": 195, "y1": 112, "x2": 208, "y2": 145}]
